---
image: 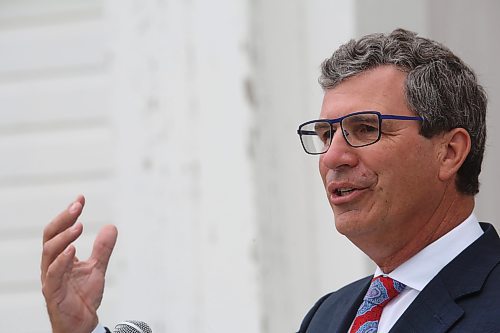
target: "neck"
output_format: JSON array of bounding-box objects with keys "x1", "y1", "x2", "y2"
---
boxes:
[{"x1": 372, "y1": 189, "x2": 474, "y2": 273}]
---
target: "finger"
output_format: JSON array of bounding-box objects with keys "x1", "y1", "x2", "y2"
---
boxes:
[
  {"x1": 41, "y1": 222, "x2": 83, "y2": 280},
  {"x1": 43, "y1": 195, "x2": 85, "y2": 244},
  {"x1": 41, "y1": 195, "x2": 84, "y2": 277},
  {"x1": 90, "y1": 224, "x2": 118, "y2": 273},
  {"x1": 42, "y1": 244, "x2": 75, "y2": 299}
]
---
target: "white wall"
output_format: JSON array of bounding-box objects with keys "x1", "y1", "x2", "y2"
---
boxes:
[{"x1": 0, "y1": 1, "x2": 498, "y2": 333}]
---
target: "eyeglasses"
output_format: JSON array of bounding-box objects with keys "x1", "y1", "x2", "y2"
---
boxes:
[{"x1": 297, "y1": 111, "x2": 423, "y2": 155}]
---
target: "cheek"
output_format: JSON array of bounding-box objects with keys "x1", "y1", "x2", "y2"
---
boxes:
[
  {"x1": 318, "y1": 158, "x2": 328, "y2": 185},
  {"x1": 375, "y1": 148, "x2": 438, "y2": 213},
  {"x1": 364, "y1": 154, "x2": 412, "y2": 206}
]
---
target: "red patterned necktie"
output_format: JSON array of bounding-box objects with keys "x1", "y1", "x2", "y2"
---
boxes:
[{"x1": 349, "y1": 275, "x2": 406, "y2": 333}]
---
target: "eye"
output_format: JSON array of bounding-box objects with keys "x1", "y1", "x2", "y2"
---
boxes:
[
  {"x1": 343, "y1": 115, "x2": 379, "y2": 135},
  {"x1": 356, "y1": 123, "x2": 378, "y2": 134},
  {"x1": 314, "y1": 123, "x2": 333, "y2": 144},
  {"x1": 342, "y1": 113, "x2": 380, "y2": 146}
]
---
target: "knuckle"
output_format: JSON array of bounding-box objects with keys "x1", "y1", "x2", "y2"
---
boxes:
[
  {"x1": 45, "y1": 265, "x2": 55, "y2": 278},
  {"x1": 41, "y1": 282, "x2": 49, "y2": 297},
  {"x1": 45, "y1": 263, "x2": 60, "y2": 283},
  {"x1": 42, "y1": 242, "x2": 54, "y2": 258}
]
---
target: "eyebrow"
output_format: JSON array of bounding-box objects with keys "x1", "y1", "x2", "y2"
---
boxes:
[{"x1": 346, "y1": 115, "x2": 379, "y2": 123}]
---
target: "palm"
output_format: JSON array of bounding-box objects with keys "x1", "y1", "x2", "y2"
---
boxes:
[{"x1": 52, "y1": 258, "x2": 106, "y2": 329}]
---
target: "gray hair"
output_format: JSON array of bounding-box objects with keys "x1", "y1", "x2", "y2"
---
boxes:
[{"x1": 320, "y1": 28, "x2": 487, "y2": 195}]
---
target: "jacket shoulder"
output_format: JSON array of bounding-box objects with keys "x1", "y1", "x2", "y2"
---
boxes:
[{"x1": 297, "y1": 276, "x2": 371, "y2": 333}]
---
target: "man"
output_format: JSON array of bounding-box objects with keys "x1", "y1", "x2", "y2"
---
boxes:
[
  {"x1": 296, "y1": 29, "x2": 500, "y2": 332},
  {"x1": 41, "y1": 29, "x2": 499, "y2": 333}
]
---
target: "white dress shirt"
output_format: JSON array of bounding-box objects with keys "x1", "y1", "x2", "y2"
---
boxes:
[{"x1": 372, "y1": 213, "x2": 483, "y2": 333}]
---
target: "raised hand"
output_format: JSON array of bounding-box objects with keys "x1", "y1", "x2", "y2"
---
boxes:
[{"x1": 41, "y1": 195, "x2": 118, "y2": 333}]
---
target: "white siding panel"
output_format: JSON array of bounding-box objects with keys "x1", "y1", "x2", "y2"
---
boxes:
[
  {"x1": 0, "y1": 74, "x2": 110, "y2": 131},
  {"x1": 0, "y1": 18, "x2": 109, "y2": 77},
  {"x1": 0, "y1": 127, "x2": 113, "y2": 185},
  {"x1": 0, "y1": 291, "x2": 52, "y2": 333},
  {"x1": 0, "y1": 0, "x2": 102, "y2": 25}
]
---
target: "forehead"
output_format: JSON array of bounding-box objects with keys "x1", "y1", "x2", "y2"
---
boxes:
[{"x1": 320, "y1": 65, "x2": 411, "y2": 118}]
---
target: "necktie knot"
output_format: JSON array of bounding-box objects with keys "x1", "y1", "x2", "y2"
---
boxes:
[
  {"x1": 364, "y1": 275, "x2": 406, "y2": 306},
  {"x1": 350, "y1": 276, "x2": 406, "y2": 333}
]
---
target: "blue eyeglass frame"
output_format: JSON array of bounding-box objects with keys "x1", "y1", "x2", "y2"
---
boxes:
[{"x1": 297, "y1": 111, "x2": 424, "y2": 155}]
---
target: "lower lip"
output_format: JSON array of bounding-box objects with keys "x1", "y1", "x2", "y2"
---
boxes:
[{"x1": 329, "y1": 188, "x2": 368, "y2": 205}]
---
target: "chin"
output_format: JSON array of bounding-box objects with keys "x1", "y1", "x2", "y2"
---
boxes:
[
  {"x1": 334, "y1": 210, "x2": 376, "y2": 238},
  {"x1": 334, "y1": 212, "x2": 362, "y2": 236}
]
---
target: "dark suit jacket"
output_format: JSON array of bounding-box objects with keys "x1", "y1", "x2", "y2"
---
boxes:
[{"x1": 298, "y1": 223, "x2": 500, "y2": 333}]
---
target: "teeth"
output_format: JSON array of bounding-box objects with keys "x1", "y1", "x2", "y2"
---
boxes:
[{"x1": 337, "y1": 188, "x2": 354, "y2": 196}]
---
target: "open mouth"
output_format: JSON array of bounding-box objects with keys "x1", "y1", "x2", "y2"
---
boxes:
[{"x1": 335, "y1": 188, "x2": 356, "y2": 197}]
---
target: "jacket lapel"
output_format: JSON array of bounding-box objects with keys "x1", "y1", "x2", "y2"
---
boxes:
[
  {"x1": 389, "y1": 277, "x2": 463, "y2": 332},
  {"x1": 327, "y1": 280, "x2": 370, "y2": 333},
  {"x1": 390, "y1": 223, "x2": 500, "y2": 333}
]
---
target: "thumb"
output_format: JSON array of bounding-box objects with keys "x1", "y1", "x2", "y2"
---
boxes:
[{"x1": 90, "y1": 225, "x2": 118, "y2": 273}]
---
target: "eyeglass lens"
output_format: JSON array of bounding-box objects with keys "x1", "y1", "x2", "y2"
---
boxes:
[{"x1": 299, "y1": 113, "x2": 380, "y2": 154}]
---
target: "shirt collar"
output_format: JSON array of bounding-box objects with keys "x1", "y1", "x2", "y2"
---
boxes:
[{"x1": 374, "y1": 213, "x2": 483, "y2": 292}]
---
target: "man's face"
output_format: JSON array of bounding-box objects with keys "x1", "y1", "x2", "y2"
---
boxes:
[{"x1": 319, "y1": 66, "x2": 444, "y2": 252}]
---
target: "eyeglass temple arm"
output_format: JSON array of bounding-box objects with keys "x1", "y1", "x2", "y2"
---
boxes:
[
  {"x1": 297, "y1": 129, "x2": 317, "y2": 135},
  {"x1": 380, "y1": 115, "x2": 423, "y2": 121}
]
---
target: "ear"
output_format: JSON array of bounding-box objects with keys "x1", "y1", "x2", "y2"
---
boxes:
[{"x1": 438, "y1": 128, "x2": 471, "y2": 182}]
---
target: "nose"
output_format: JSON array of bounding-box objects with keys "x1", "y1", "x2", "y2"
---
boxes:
[{"x1": 320, "y1": 128, "x2": 359, "y2": 170}]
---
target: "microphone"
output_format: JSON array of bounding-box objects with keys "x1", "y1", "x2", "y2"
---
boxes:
[{"x1": 113, "y1": 320, "x2": 152, "y2": 333}]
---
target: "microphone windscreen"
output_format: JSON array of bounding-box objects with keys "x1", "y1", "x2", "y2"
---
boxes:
[{"x1": 113, "y1": 320, "x2": 152, "y2": 333}]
